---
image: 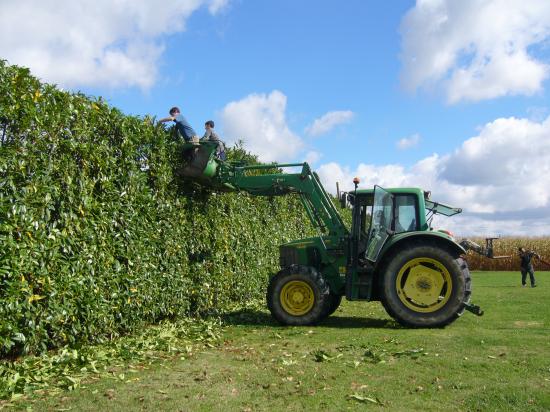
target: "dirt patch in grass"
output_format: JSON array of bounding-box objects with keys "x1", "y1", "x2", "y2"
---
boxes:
[{"x1": 513, "y1": 320, "x2": 543, "y2": 328}]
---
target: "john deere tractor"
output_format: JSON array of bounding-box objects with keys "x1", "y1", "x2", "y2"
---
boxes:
[{"x1": 182, "y1": 142, "x2": 483, "y2": 328}]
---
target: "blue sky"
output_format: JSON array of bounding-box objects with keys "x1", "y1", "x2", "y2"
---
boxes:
[{"x1": 2, "y1": 0, "x2": 550, "y2": 236}]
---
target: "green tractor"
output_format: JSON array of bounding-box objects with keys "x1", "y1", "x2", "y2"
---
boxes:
[{"x1": 182, "y1": 142, "x2": 483, "y2": 328}]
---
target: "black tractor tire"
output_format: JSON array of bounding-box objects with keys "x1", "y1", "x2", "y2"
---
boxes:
[
  {"x1": 322, "y1": 293, "x2": 343, "y2": 318},
  {"x1": 380, "y1": 242, "x2": 471, "y2": 328},
  {"x1": 267, "y1": 265, "x2": 329, "y2": 326}
]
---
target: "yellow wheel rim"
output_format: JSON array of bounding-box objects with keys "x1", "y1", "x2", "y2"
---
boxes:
[
  {"x1": 280, "y1": 280, "x2": 315, "y2": 316},
  {"x1": 396, "y1": 257, "x2": 452, "y2": 313}
]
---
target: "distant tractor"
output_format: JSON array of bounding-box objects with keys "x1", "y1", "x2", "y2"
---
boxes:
[{"x1": 182, "y1": 142, "x2": 484, "y2": 327}]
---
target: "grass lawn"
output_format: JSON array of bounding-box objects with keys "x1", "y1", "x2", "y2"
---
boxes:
[{"x1": 12, "y1": 271, "x2": 550, "y2": 411}]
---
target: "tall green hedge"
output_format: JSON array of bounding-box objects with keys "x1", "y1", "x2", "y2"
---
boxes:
[{"x1": 0, "y1": 61, "x2": 313, "y2": 357}]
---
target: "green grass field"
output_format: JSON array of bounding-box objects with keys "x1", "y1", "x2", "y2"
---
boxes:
[{"x1": 11, "y1": 272, "x2": 550, "y2": 411}]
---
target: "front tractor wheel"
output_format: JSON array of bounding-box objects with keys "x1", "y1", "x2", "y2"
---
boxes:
[
  {"x1": 267, "y1": 265, "x2": 329, "y2": 326},
  {"x1": 380, "y1": 243, "x2": 471, "y2": 328}
]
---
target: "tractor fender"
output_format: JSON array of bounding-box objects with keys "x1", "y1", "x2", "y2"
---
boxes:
[{"x1": 377, "y1": 231, "x2": 466, "y2": 268}]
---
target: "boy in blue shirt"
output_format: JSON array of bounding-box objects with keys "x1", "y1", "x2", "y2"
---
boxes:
[{"x1": 159, "y1": 107, "x2": 199, "y2": 144}]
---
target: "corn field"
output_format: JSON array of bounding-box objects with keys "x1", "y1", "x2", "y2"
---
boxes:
[{"x1": 464, "y1": 237, "x2": 550, "y2": 271}]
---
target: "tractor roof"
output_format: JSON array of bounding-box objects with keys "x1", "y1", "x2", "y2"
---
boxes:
[{"x1": 355, "y1": 187, "x2": 425, "y2": 196}]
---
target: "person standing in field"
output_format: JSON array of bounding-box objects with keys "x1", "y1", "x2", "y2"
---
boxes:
[
  {"x1": 158, "y1": 107, "x2": 199, "y2": 145},
  {"x1": 518, "y1": 247, "x2": 540, "y2": 288}
]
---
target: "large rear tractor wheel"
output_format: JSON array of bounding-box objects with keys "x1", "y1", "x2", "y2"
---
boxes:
[
  {"x1": 380, "y1": 243, "x2": 471, "y2": 328},
  {"x1": 267, "y1": 265, "x2": 329, "y2": 326}
]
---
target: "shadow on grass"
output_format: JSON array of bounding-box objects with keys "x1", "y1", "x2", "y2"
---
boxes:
[
  {"x1": 221, "y1": 309, "x2": 402, "y2": 329},
  {"x1": 477, "y1": 285, "x2": 520, "y2": 288}
]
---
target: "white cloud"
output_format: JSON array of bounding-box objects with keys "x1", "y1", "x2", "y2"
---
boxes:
[
  {"x1": 317, "y1": 115, "x2": 550, "y2": 236},
  {"x1": 317, "y1": 162, "x2": 410, "y2": 193},
  {"x1": 305, "y1": 111, "x2": 354, "y2": 137},
  {"x1": 396, "y1": 133, "x2": 421, "y2": 150},
  {"x1": 0, "y1": 0, "x2": 228, "y2": 90},
  {"x1": 304, "y1": 151, "x2": 322, "y2": 165},
  {"x1": 220, "y1": 90, "x2": 304, "y2": 162},
  {"x1": 208, "y1": 0, "x2": 230, "y2": 14},
  {"x1": 439, "y1": 210, "x2": 550, "y2": 238},
  {"x1": 400, "y1": 0, "x2": 550, "y2": 103}
]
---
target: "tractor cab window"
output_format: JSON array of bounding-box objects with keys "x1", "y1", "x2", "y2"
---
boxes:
[
  {"x1": 394, "y1": 194, "x2": 418, "y2": 233},
  {"x1": 350, "y1": 193, "x2": 372, "y2": 237},
  {"x1": 354, "y1": 190, "x2": 419, "y2": 262},
  {"x1": 351, "y1": 198, "x2": 370, "y2": 253},
  {"x1": 359, "y1": 204, "x2": 369, "y2": 235},
  {"x1": 365, "y1": 186, "x2": 393, "y2": 262}
]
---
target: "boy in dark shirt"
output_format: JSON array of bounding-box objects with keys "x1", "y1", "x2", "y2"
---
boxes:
[
  {"x1": 518, "y1": 247, "x2": 540, "y2": 287},
  {"x1": 159, "y1": 107, "x2": 199, "y2": 145}
]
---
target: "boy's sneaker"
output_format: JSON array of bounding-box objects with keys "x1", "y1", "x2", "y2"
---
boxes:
[
  {"x1": 531, "y1": 284, "x2": 537, "y2": 288},
  {"x1": 522, "y1": 284, "x2": 526, "y2": 287},
  {"x1": 191, "y1": 136, "x2": 200, "y2": 146}
]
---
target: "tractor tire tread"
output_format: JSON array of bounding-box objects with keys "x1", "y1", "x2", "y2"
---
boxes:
[
  {"x1": 267, "y1": 264, "x2": 329, "y2": 326},
  {"x1": 321, "y1": 293, "x2": 343, "y2": 319},
  {"x1": 379, "y1": 239, "x2": 470, "y2": 328}
]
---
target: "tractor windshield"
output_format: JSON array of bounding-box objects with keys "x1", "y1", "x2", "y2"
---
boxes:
[{"x1": 365, "y1": 186, "x2": 393, "y2": 262}]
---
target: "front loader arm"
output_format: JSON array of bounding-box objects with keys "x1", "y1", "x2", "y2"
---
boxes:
[
  {"x1": 178, "y1": 143, "x2": 348, "y2": 238},
  {"x1": 216, "y1": 162, "x2": 349, "y2": 239}
]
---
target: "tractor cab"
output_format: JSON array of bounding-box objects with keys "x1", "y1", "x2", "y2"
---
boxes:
[
  {"x1": 345, "y1": 186, "x2": 463, "y2": 259},
  {"x1": 346, "y1": 186, "x2": 433, "y2": 261}
]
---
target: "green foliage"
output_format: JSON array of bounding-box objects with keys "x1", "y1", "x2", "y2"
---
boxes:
[
  {"x1": 0, "y1": 317, "x2": 221, "y2": 400},
  {"x1": 0, "y1": 60, "x2": 313, "y2": 358}
]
